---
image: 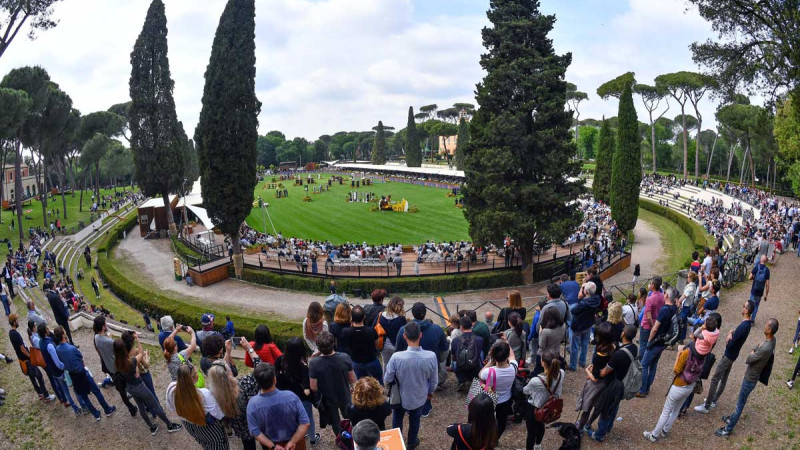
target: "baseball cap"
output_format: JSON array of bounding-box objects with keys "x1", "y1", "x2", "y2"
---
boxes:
[{"x1": 201, "y1": 313, "x2": 215, "y2": 325}]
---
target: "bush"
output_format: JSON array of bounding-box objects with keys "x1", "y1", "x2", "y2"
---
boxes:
[
  {"x1": 639, "y1": 199, "x2": 716, "y2": 251},
  {"x1": 237, "y1": 267, "x2": 523, "y2": 294},
  {"x1": 97, "y1": 214, "x2": 139, "y2": 253}
]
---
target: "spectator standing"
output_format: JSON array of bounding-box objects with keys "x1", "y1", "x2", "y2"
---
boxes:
[
  {"x1": 494, "y1": 290, "x2": 527, "y2": 333},
  {"x1": 38, "y1": 324, "x2": 78, "y2": 413},
  {"x1": 342, "y1": 306, "x2": 382, "y2": 383},
  {"x1": 395, "y1": 302, "x2": 449, "y2": 394},
  {"x1": 384, "y1": 322, "x2": 438, "y2": 450},
  {"x1": 45, "y1": 281, "x2": 74, "y2": 345},
  {"x1": 590, "y1": 325, "x2": 638, "y2": 442},
  {"x1": 163, "y1": 326, "x2": 199, "y2": 382},
  {"x1": 93, "y1": 316, "x2": 138, "y2": 415},
  {"x1": 446, "y1": 394, "x2": 498, "y2": 450},
  {"x1": 715, "y1": 318, "x2": 778, "y2": 437},
  {"x1": 142, "y1": 309, "x2": 153, "y2": 332},
  {"x1": 451, "y1": 317, "x2": 484, "y2": 392},
  {"x1": 347, "y1": 377, "x2": 392, "y2": 430},
  {"x1": 26, "y1": 300, "x2": 46, "y2": 328},
  {"x1": 309, "y1": 331, "x2": 356, "y2": 439},
  {"x1": 378, "y1": 296, "x2": 407, "y2": 367},
  {"x1": 363, "y1": 289, "x2": 386, "y2": 327},
  {"x1": 569, "y1": 281, "x2": 601, "y2": 371},
  {"x1": 0, "y1": 280, "x2": 10, "y2": 316},
  {"x1": 329, "y1": 303, "x2": 352, "y2": 356},
  {"x1": 748, "y1": 255, "x2": 770, "y2": 322},
  {"x1": 8, "y1": 314, "x2": 53, "y2": 401},
  {"x1": 640, "y1": 277, "x2": 665, "y2": 361},
  {"x1": 559, "y1": 274, "x2": 580, "y2": 306},
  {"x1": 158, "y1": 315, "x2": 187, "y2": 351},
  {"x1": 54, "y1": 326, "x2": 117, "y2": 420},
  {"x1": 468, "y1": 310, "x2": 492, "y2": 359},
  {"x1": 622, "y1": 294, "x2": 639, "y2": 327},
  {"x1": 523, "y1": 350, "x2": 564, "y2": 450},
  {"x1": 353, "y1": 419, "x2": 381, "y2": 450},
  {"x1": 244, "y1": 324, "x2": 282, "y2": 367},
  {"x1": 224, "y1": 316, "x2": 236, "y2": 349},
  {"x1": 575, "y1": 322, "x2": 615, "y2": 432},
  {"x1": 275, "y1": 338, "x2": 320, "y2": 446},
  {"x1": 504, "y1": 313, "x2": 528, "y2": 366},
  {"x1": 196, "y1": 313, "x2": 222, "y2": 352},
  {"x1": 637, "y1": 287, "x2": 677, "y2": 397},
  {"x1": 303, "y1": 302, "x2": 328, "y2": 355},
  {"x1": 91, "y1": 277, "x2": 100, "y2": 298},
  {"x1": 480, "y1": 340, "x2": 518, "y2": 439},
  {"x1": 200, "y1": 334, "x2": 237, "y2": 377},
  {"x1": 165, "y1": 364, "x2": 227, "y2": 449},
  {"x1": 695, "y1": 301, "x2": 754, "y2": 413},
  {"x1": 247, "y1": 363, "x2": 310, "y2": 450}
]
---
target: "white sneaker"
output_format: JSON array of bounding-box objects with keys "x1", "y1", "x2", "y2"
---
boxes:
[
  {"x1": 643, "y1": 431, "x2": 658, "y2": 443},
  {"x1": 788, "y1": 380, "x2": 794, "y2": 389},
  {"x1": 790, "y1": 347, "x2": 794, "y2": 354},
  {"x1": 694, "y1": 404, "x2": 710, "y2": 414}
]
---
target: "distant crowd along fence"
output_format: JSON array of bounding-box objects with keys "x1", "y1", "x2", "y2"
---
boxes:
[
  {"x1": 311, "y1": 170, "x2": 462, "y2": 190},
  {"x1": 179, "y1": 233, "x2": 632, "y2": 283}
]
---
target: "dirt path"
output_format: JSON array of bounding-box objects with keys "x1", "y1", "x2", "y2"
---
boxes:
[{"x1": 602, "y1": 216, "x2": 664, "y2": 288}]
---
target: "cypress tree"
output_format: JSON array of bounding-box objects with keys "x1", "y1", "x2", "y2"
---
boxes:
[
  {"x1": 455, "y1": 117, "x2": 469, "y2": 170},
  {"x1": 593, "y1": 118, "x2": 614, "y2": 203},
  {"x1": 610, "y1": 82, "x2": 641, "y2": 232},
  {"x1": 129, "y1": 0, "x2": 185, "y2": 235},
  {"x1": 463, "y1": 0, "x2": 584, "y2": 283},
  {"x1": 405, "y1": 106, "x2": 421, "y2": 167},
  {"x1": 195, "y1": 0, "x2": 260, "y2": 277},
  {"x1": 372, "y1": 121, "x2": 387, "y2": 165}
]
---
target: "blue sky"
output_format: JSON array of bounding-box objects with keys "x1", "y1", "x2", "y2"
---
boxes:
[{"x1": 0, "y1": 0, "x2": 721, "y2": 139}]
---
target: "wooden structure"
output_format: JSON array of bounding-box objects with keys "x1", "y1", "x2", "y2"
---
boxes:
[{"x1": 187, "y1": 259, "x2": 230, "y2": 287}]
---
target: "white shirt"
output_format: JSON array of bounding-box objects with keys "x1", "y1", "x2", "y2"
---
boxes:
[
  {"x1": 165, "y1": 383, "x2": 225, "y2": 421},
  {"x1": 479, "y1": 360, "x2": 519, "y2": 403},
  {"x1": 701, "y1": 256, "x2": 712, "y2": 276},
  {"x1": 622, "y1": 303, "x2": 638, "y2": 326}
]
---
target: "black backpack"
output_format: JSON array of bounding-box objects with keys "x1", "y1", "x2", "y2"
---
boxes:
[
  {"x1": 652, "y1": 307, "x2": 680, "y2": 347},
  {"x1": 456, "y1": 334, "x2": 480, "y2": 371}
]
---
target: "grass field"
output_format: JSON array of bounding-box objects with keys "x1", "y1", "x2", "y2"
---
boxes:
[
  {"x1": 245, "y1": 174, "x2": 469, "y2": 244},
  {"x1": 0, "y1": 188, "x2": 132, "y2": 246},
  {"x1": 638, "y1": 207, "x2": 694, "y2": 274}
]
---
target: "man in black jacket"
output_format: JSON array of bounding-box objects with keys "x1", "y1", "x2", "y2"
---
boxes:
[
  {"x1": 46, "y1": 281, "x2": 74, "y2": 346},
  {"x1": 569, "y1": 281, "x2": 601, "y2": 371}
]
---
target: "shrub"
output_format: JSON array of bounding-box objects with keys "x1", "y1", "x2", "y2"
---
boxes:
[{"x1": 639, "y1": 199, "x2": 716, "y2": 251}]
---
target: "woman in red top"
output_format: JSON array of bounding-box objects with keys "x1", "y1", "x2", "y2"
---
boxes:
[{"x1": 244, "y1": 324, "x2": 282, "y2": 367}]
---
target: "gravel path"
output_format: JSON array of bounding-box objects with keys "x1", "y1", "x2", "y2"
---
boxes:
[{"x1": 602, "y1": 216, "x2": 664, "y2": 287}]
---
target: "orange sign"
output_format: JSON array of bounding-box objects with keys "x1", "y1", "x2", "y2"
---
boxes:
[{"x1": 378, "y1": 428, "x2": 406, "y2": 450}]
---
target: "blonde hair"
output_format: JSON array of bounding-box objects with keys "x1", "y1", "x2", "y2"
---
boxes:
[
  {"x1": 174, "y1": 365, "x2": 206, "y2": 425},
  {"x1": 352, "y1": 377, "x2": 385, "y2": 410},
  {"x1": 507, "y1": 290, "x2": 522, "y2": 309},
  {"x1": 387, "y1": 296, "x2": 405, "y2": 316},
  {"x1": 334, "y1": 303, "x2": 351, "y2": 326},
  {"x1": 206, "y1": 362, "x2": 240, "y2": 418},
  {"x1": 607, "y1": 302, "x2": 623, "y2": 325},
  {"x1": 687, "y1": 271, "x2": 698, "y2": 283}
]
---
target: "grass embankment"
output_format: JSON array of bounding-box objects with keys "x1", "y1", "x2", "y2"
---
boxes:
[
  {"x1": 76, "y1": 254, "x2": 143, "y2": 327},
  {"x1": 246, "y1": 173, "x2": 469, "y2": 243},
  {"x1": 637, "y1": 207, "x2": 694, "y2": 274}
]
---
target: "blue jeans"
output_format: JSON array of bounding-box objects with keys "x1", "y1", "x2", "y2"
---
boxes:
[
  {"x1": 569, "y1": 329, "x2": 590, "y2": 370},
  {"x1": 75, "y1": 371, "x2": 114, "y2": 418},
  {"x1": 638, "y1": 328, "x2": 651, "y2": 361},
  {"x1": 353, "y1": 359, "x2": 383, "y2": 385},
  {"x1": 594, "y1": 401, "x2": 620, "y2": 440},
  {"x1": 678, "y1": 306, "x2": 691, "y2": 341},
  {"x1": 0, "y1": 294, "x2": 9, "y2": 316},
  {"x1": 392, "y1": 404, "x2": 423, "y2": 447},
  {"x1": 725, "y1": 379, "x2": 757, "y2": 432},
  {"x1": 640, "y1": 344, "x2": 665, "y2": 394},
  {"x1": 54, "y1": 373, "x2": 79, "y2": 413},
  {"x1": 302, "y1": 400, "x2": 316, "y2": 438},
  {"x1": 749, "y1": 294, "x2": 762, "y2": 322}
]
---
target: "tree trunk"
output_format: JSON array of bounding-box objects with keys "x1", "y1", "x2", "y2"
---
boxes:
[
  {"x1": 14, "y1": 138, "x2": 23, "y2": 242},
  {"x1": 520, "y1": 245, "x2": 534, "y2": 285},
  {"x1": 95, "y1": 162, "x2": 100, "y2": 200},
  {"x1": 79, "y1": 171, "x2": 86, "y2": 212},
  {"x1": 57, "y1": 158, "x2": 68, "y2": 220},
  {"x1": 41, "y1": 156, "x2": 48, "y2": 230},
  {"x1": 694, "y1": 118, "x2": 701, "y2": 179},
  {"x1": 705, "y1": 134, "x2": 717, "y2": 179},
  {"x1": 231, "y1": 231, "x2": 243, "y2": 278},
  {"x1": 681, "y1": 114, "x2": 688, "y2": 179},
  {"x1": 747, "y1": 142, "x2": 756, "y2": 188},
  {"x1": 739, "y1": 145, "x2": 747, "y2": 184},
  {"x1": 0, "y1": 142, "x2": 7, "y2": 219},
  {"x1": 726, "y1": 143, "x2": 735, "y2": 182},
  {"x1": 650, "y1": 112, "x2": 657, "y2": 173},
  {"x1": 162, "y1": 191, "x2": 177, "y2": 236}
]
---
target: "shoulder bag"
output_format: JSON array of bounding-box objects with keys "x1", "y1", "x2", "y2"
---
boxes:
[{"x1": 534, "y1": 374, "x2": 563, "y2": 423}]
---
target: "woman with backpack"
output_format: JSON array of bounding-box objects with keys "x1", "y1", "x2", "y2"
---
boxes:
[
  {"x1": 643, "y1": 319, "x2": 717, "y2": 443},
  {"x1": 446, "y1": 393, "x2": 498, "y2": 450},
  {"x1": 522, "y1": 350, "x2": 564, "y2": 450}
]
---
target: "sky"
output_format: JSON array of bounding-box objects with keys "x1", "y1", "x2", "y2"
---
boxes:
[{"x1": 0, "y1": 0, "x2": 723, "y2": 141}]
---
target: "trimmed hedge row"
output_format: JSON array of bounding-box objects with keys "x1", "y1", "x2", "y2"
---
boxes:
[
  {"x1": 238, "y1": 267, "x2": 524, "y2": 295},
  {"x1": 95, "y1": 215, "x2": 301, "y2": 346},
  {"x1": 639, "y1": 199, "x2": 716, "y2": 251}
]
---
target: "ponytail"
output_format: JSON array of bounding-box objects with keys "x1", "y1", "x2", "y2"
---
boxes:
[
  {"x1": 542, "y1": 350, "x2": 561, "y2": 389},
  {"x1": 509, "y1": 312, "x2": 523, "y2": 338}
]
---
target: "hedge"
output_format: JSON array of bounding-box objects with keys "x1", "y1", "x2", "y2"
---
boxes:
[
  {"x1": 639, "y1": 199, "x2": 716, "y2": 251},
  {"x1": 95, "y1": 214, "x2": 301, "y2": 346},
  {"x1": 238, "y1": 267, "x2": 524, "y2": 295}
]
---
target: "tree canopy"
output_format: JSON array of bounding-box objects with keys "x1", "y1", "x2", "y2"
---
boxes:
[
  {"x1": 610, "y1": 82, "x2": 641, "y2": 232},
  {"x1": 597, "y1": 72, "x2": 636, "y2": 99},
  {"x1": 371, "y1": 121, "x2": 387, "y2": 165},
  {"x1": 405, "y1": 106, "x2": 421, "y2": 167},
  {"x1": 593, "y1": 118, "x2": 614, "y2": 203},
  {"x1": 0, "y1": 0, "x2": 63, "y2": 59}
]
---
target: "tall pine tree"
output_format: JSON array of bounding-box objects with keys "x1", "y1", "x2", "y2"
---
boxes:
[
  {"x1": 372, "y1": 121, "x2": 387, "y2": 165},
  {"x1": 463, "y1": 0, "x2": 584, "y2": 283},
  {"x1": 593, "y1": 118, "x2": 614, "y2": 203},
  {"x1": 610, "y1": 82, "x2": 641, "y2": 232},
  {"x1": 195, "y1": 0, "x2": 260, "y2": 277},
  {"x1": 129, "y1": 0, "x2": 185, "y2": 235},
  {"x1": 405, "y1": 106, "x2": 421, "y2": 167},
  {"x1": 455, "y1": 117, "x2": 469, "y2": 170}
]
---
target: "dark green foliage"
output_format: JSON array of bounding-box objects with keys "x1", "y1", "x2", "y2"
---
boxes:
[
  {"x1": 639, "y1": 199, "x2": 715, "y2": 250},
  {"x1": 597, "y1": 72, "x2": 636, "y2": 99},
  {"x1": 184, "y1": 138, "x2": 199, "y2": 183},
  {"x1": 593, "y1": 119, "x2": 614, "y2": 203},
  {"x1": 195, "y1": 0, "x2": 260, "y2": 243},
  {"x1": 0, "y1": 88, "x2": 31, "y2": 138},
  {"x1": 463, "y1": 0, "x2": 584, "y2": 278},
  {"x1": 405, "y1": 106, "x2": 421, "y2": 167},
  {"x1": 610, "y1": 83, "x2": 641, "y2": 233},
  {"x1": 454, "y1": 117, "x2": 469, "y2": 170},
  {"x1": 129, "y1": 0, "x2": 185, "y2": 212},
  {"x1": 371, "y1": 121, "x2": 387, "y2": 165}
]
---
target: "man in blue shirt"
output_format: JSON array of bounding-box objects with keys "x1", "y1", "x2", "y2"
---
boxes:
[
  {"x1": 695, "y1": 301, "x2": 753, "y2": 414},
  {"x1": 748, "y1": 255, "x2": 770, "y2": 322},
  {"x1": 385, "y1": 322, "x2": 437, "y2": 450},
  {"x1": 54, "y1": 326, "x2": 116, "y2": 420},
  {"x1": 247, "y1": 363, "x2": 310, "y2": 450},
  {"x1": 559, "y1": 274, "x2": 581, "y2": 305}
]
